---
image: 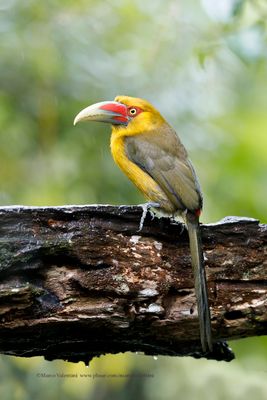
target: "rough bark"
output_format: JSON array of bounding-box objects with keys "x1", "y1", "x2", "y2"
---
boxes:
[{"x1": 0, "y1": 205, "x2": 266, "y2": 364}]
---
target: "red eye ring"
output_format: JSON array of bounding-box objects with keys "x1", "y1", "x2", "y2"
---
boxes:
[
  {"x1": 127, "y1": 106, "x2": 143, "y2": 117},
  {"x1": 129, "y1": 108, "x2": 137, "y2": 115}
]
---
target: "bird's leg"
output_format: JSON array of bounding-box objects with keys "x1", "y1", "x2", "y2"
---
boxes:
[{"x1": 138, "y1": 202, "x2": 160, "y2": 231}]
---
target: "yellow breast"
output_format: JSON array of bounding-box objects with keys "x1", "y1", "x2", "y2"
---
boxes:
[{"x1": 110, "y1": 132, "x2": 174, "y2": 212}]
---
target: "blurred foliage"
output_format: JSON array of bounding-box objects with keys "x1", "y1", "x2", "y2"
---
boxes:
[{"x1": 0, "y1": 0, "x2": 267, "y2": 399}]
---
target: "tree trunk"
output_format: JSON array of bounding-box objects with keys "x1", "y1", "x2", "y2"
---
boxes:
[{"x1": 0, "y1": 205, "x2": 266, "y2": 364}]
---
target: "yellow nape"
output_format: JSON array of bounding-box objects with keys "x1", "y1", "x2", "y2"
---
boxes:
[{"x1": 112, "y1": 95, "x2": 166, "y2": 137}]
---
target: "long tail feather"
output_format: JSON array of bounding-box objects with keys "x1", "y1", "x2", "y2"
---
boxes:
[{"x1": 186, "y1": 212, "x2": 213, "y2": 352}]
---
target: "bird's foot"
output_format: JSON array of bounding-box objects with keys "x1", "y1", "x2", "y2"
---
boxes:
[
  {"x1": 171, "y1": 215, "x2": 186, "y2": 234},
  {"x1": 138, "y1": 202, "x2": 160, "y2": 231},
  {"x1": 179, "y1": 222, "x2": 186, "y2": 235}
]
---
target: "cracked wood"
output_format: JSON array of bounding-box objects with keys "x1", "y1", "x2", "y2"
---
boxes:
[{"x1": 0, "y1": 205, "x2": 266, "y2": 363}]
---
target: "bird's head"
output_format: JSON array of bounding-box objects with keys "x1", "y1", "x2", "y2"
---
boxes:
[{"x1": 74, "y1": 96, "x2": 166, "y2": 135}]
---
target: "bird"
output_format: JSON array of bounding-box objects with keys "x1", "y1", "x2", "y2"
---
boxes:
[{"x1": 74, "y1": 95, "x2": 213, "y2": 352}]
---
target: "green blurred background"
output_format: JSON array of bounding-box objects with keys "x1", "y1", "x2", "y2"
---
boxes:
[{"x1": 0, "y1": 0, "x2": 267, "y2": 399}]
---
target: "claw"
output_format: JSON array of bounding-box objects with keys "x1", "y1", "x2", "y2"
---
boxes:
[
  {"x1": 138, "y1": 202, "x2": 160, "y2": 231},
  {"x1": 171, "y1": 215, "x2": 185, "y2": 234}
]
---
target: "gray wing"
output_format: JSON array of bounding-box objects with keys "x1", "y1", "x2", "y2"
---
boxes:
[{"x1": 125, "y1": 129, "x2": 202, "y2": 213}]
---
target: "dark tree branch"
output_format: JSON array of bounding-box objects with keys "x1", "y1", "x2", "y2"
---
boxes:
[{"x1": 0, "y1": 205, "x2": 266, "y2": 364}]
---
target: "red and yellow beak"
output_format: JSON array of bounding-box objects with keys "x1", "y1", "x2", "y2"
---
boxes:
[{"x1": 74, "y1": 101, "x2": 129, "y2": 126}]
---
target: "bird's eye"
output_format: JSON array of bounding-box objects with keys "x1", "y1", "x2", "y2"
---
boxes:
[{"x1": 129, "y1": 108, "x2": 137, "y2": 115}]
